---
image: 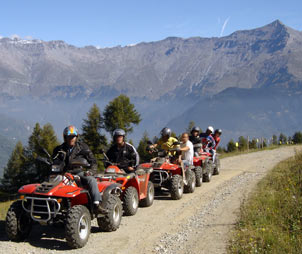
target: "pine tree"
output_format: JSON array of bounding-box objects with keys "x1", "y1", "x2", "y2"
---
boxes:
[
  {"x1": 1, "y1": 142, "x2": 27, "y2": 192},
  {"x1": 137, "y1": 131, "x2": 153, "y2": 163},
  {"x1": 104, "y1": 94, "x2": 141, "y2": 137},
  {"x1": 272, "y1": 135, "x2": 278, "y2": 145},
  {"x1": 238, "y1": 136, "x2": 248, "y2": 151},
  {"x1": 227, "y1": 139, "x2": 237, "y2": 152},
  {"x1": 293, "y1": 132, "x2": 302, "y2": 144},
  {"x1": 82, "y1": 104, "x2": 108, "y2": 170},
  {"x1": 26, "y1": 123, "x2": 59, "y2": 182},
  {"x1": 279, "y1": 133, "x2": 287, "y2": 144}
]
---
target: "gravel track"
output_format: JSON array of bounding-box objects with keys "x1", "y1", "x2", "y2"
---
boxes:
[{"x1": 0, "y1": 146, "x2": 299, "y2": 254}]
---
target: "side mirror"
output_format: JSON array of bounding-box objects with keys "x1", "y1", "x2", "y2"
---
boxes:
[{"x1": 36, "y1": 156, "x2": 52, "y2": 165}]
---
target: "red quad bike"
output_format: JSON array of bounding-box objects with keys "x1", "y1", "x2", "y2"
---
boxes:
[
  {"x1": 140, "y1": 145, "x2": 196, "y2": 200},
  {"x1": 98, "y1": 153, "x2": 155, "y2": 216},
  {"x1": 5, "y1": 153, "x2": 123, "y2": 249},
  {"x1": 193, "y1": 143, "x2": 214, "y2": 185}
]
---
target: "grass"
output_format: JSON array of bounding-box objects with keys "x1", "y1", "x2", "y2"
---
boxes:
[
  {"x1": 0, "y1": 200, "x2": 13, "y2": 220},
  {"x1": 219, "y1": 145, "x2": 286, "y2": 159},
  {"x1": 228, "y1": 150, "x2": 302, "y2": 254}
]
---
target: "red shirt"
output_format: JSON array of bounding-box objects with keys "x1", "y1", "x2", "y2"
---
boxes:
[{"x1": 213, "y1": 136, "x2": 220, "y2": 150}]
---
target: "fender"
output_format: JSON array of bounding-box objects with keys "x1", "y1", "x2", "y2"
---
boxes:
[{"x1": 102, "y1": 183, "x2": 122, "y2": 203}]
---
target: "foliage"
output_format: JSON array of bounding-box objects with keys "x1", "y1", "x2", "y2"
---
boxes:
[
  {"x1": 82, "y1": 104, "x2": 107, "y2": 170},
  {"x1": 272, "y1": 134, "x2": 278, "y2": 145},
  {"x1": 238, "y1": 136, "x2": 248, "y2": 151},
  {"x1": 227, "y1": 139, "x2": 237, "y2": 152},
  {"x1": 279, "y1": 133, "x2": 287, "y2": 144},
  {"x1": 0, "y1": 123, "x2": 59, "y2": 193},
  {"x1": 292, "y1": 132, "x2": 302, "y2": 144},
  {"x1": 103, "y1": 94, "x2": 141, "y2": 136},
  {"x1": 137, "y1": 131, "x2": 153, "y2": 163}
]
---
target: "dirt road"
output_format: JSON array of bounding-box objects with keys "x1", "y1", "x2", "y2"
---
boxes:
[{"x1": 0, "y1": 146, "x2": 300, "y2": 254}]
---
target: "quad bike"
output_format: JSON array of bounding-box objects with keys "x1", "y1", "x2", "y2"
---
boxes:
[
  {"x1": 140, "y1": 144, "x2": 196, "y2": 200},
  {"x1": 97, "y1": 152, "x2": 154, "y2": 216},
  {"x1": 5, "y1": 151, "x2": 123, "y2": 249},
  {"x1": 193, "y1": 143, "x2": 214, "y2": 185}
]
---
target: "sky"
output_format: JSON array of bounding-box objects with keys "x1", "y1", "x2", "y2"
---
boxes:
[{"x1": 0, "y1": 0, "x2": 301, "y2": 48}]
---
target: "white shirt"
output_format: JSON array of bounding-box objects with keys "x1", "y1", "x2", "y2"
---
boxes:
[{"x1": 180, "y1": 140, "x2": 194, "y2": 165}]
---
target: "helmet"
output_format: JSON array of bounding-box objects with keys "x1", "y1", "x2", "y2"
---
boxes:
[
  {"x1": 215, "y1": 129, "x2": 222, "y2": 135},
  {"x1": 113, "y1": 129, "x2": 126, "y2": 137},
  {"x1": 160, "y1": 127, "x2": 171, "y2": 138},
  {"x1": 191, "y1": 126, "x2": 200, "y2": 134},
  {"x1": 63, "y1": 125, "x2": 78, "y2": 138},
  {"x1": 206, "y1": 126, "x2": 214, "y2": 134}
]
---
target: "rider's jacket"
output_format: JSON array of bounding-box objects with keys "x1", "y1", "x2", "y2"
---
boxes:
[
  {"x1": 106, "y1": 142, "x2": 139, "y2": 172},
  {"x1": 213, "y1": 136, "x2": 221, "y2": 150},
  {"x1": 199, "y1": 133, "x2": 216, "y2": 150},
  {"x1": 157, "y1": 136, "x2": 178, "y2": 156},
  {"x1": 189, "y1": 135, "x2": 202, "y2": 145},
  {"x1": 52, "y1": 141, "x2": 97, "y2": 174}
]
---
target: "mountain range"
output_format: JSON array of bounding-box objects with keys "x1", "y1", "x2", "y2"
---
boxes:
[{"x1": 0, "y1": 19, "x2": 302, "y2": 175}]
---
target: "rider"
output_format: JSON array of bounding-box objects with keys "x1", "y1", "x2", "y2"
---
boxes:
[
  {"x1": 106, "y1": 129, "x2": 139, "y2": 173},
  {"x1": 189, "y1": 126, "x2": 202, "y2": 144},
  {"x1": 213, "y1": 129, "x2": 222, "y2": 150},
  {"x1": 149, "y1": 127, "x2": 178, "y2": 156},
  {"x1": 189, "y1": 126, "x2": 202, "y2": 156},
  {"x1": 179, "y1": 132, "x2": 194, "y2": 167},
  {"x1": 52, "y1": 125, "x2": 104, "y2": 212},
  {"x1": 200, "y1": 126, "x2": 216, "y2": 160}
]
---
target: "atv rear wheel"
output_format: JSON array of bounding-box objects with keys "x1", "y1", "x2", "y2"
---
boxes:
[
  {"x1": 6, "y1": 200, "x2": 32, "y2": 241},
  {"x1": 194, "y1": 166, "x2": 203, "y2": 187},
  {"x1": 139, "y1": 181, "x2": 154, "y2": 207},
  {"x1": 213, "y1": 157, "x2": 221, "y2": 175},
  {"x1": 98, "y1": 194, "x2": 122, "y2": 232},
  {"x1": 170, "y1": 175, "x2": 184, "y2": 200},
  {"x1": 184, "y1": 169, "x2": 196, "y2": 193},
  {"x1": 203, "y1": 160, "x2": 213, "y2": 182},
  {"x1": 65, "y1": 205, "x2": 91, "y2": 249},
  {"x1": 123, "y1": 186, "x2": 139, "y2": 216}
]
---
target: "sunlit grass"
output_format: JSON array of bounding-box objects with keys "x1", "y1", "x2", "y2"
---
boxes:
[{"x1": 228, "y1": 151, "x2": 302, "y2": 253}]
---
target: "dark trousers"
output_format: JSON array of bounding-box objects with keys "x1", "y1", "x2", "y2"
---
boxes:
[{"x1": 77, "y1": 172, "x2": 101, "y2": 202}]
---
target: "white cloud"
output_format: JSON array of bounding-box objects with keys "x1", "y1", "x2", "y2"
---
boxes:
[{"x1": 220, "y1": 17, "x2": 230, "y2": 37}]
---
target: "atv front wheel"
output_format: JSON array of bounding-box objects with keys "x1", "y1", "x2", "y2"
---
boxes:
[
  {"x1": 170, "y1": 175, "x2": 184, "y2": 200},
  {"x1": 123, "y1": 186, "x2": 139, "y2": 216},
  {"x1": 184, "y1": 169, "x2": 196, "y2": 193},
  {"x1": 203, "y1": 160, "x2": 213, "y2": 182},
  {"x1": 65, "y1": 205, "x2": 91, "y2": 249},
  {"x1": 194, "y1": 166, "x2": 203, "y2": 187},
  {"x1": 140, "y1": 181, "x2": 154, "y2": 207},
  {"x1": 6, "y1": 200, "x2": 32, "y2": 241},
  {"x1": 213, "y1": 157, "x2": 221, "y2": 175},
  {"x1": 98, "y1": 194, "x2": 122, "y2": 232}
]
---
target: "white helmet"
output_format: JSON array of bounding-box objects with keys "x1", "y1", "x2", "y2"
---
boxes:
[{"x1": 207, "y1": 126, "x2": 214, "y2": 133}]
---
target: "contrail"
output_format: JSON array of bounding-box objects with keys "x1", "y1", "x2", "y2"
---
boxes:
[{"x1": 220, "y1": 17, "x2": 230, "y2": 37}]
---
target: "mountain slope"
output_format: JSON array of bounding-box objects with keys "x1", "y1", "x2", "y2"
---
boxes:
[{"x1": 0, "y1": 20, "x2": 302, "y2": 101}]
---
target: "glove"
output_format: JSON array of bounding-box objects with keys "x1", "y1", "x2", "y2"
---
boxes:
[{"x1": 84, "y1": 171, "x2": 92, "y2": 176}]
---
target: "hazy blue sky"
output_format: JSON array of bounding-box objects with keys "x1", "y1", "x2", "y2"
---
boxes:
[{"x1": 0, "y1": 0, "x2": 301, "y2": 47}]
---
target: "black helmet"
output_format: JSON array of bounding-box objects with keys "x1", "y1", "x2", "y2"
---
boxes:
[
  {"x1": 215, "y1": 129, "x2": 222, "y2": 135},
  {"x1": 113, "y1": 129, "x2": 126, "y2": 137},
  {"x1": 160, "y1": 127, "x2": 171, "y2": 138},
  {"x1": 191, "y1": 126, "x2": 200, "y2": 134}
]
